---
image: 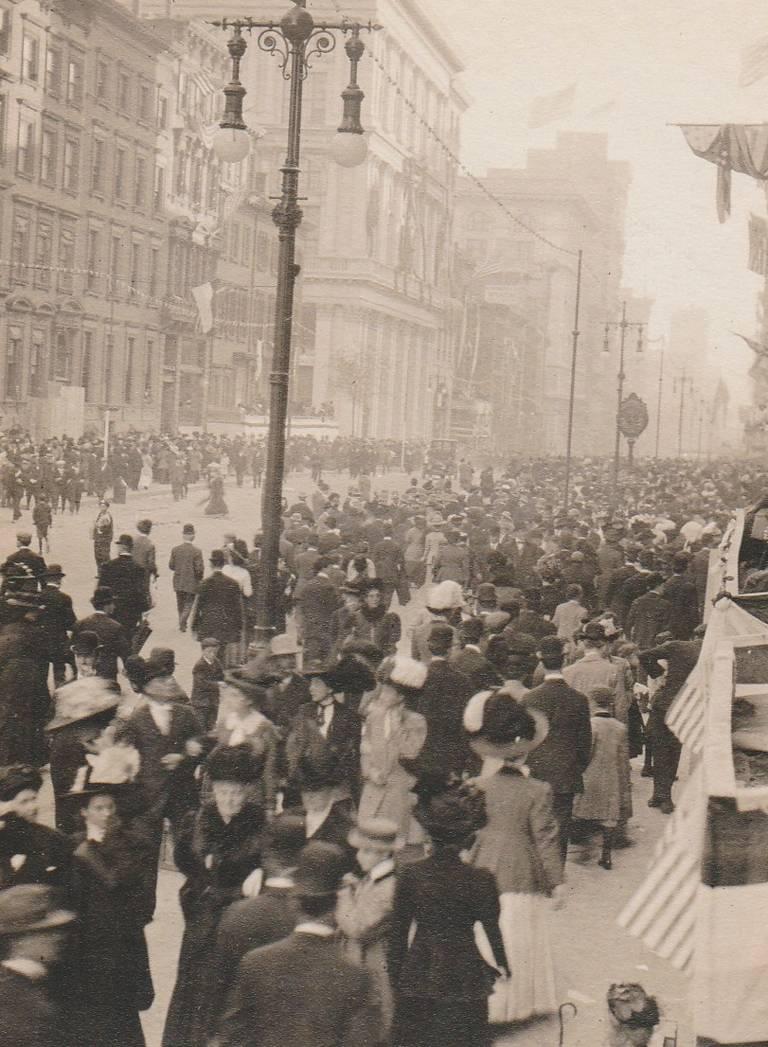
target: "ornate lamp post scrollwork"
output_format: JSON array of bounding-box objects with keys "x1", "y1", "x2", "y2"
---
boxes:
[{"x1": 210, "y1": 1, "x2": 380, "y2": 644}]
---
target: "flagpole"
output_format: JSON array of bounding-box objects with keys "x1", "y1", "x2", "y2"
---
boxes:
[{"x1": 563, "y1": 248, "x2": 583, "y2": 512}]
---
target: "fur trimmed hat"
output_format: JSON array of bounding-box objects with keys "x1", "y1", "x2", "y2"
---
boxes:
[
  {"x1": 376, "y1": 655, "x2": 427, "y2": 691},
  {"x1": 206, "y1": 744, "x2": 263, "y2": 785}
]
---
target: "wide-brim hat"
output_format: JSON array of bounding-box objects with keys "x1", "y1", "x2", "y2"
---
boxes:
[
  {"x1": 71, "y1": 631, "x2": 102, "y2": 657},
  {"x1": 270, "y1": 634, "x2": 300, "y2": 657},
  {"x1": 143, "y1": 676, "x2": 186, "y2": 703},
  {"x1": 0, "y1": 885, "x2": 75, "y2": 937},
  {"x1": 463, "y1": 689, "x2": 549, "y2": 759},
  {"x1": 304, "y1": 654, "x2": 374, "y2": 694},
  {"x1": 0, "y1": 764, "x2": 43, "y2": 802},
  {"x1": 294, "y1": 751, "x2": 346, "y2": 791},
  {"x1": 43, "y1": 564, "x2": 65, "y2": 579},
  {"x1": 348, "y1": 817, "x2": 402, "y2": 852},
  {"x1": 206, "y1": 743, "x2": 264, "y2": 784},
  {"x1": 222, "y1": 668, "x2": 269, "y2": 707},
  {"x1": 47, "y1": 677, "x2": 122, "y2": 732}
]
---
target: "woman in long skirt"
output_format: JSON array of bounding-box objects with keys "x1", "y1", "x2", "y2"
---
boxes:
[
  {"x1": 202, "y1": 467, "x2": 228, "y2": 517},
  {"x1": 464, "y1": 690, "x2": 564, "y2": 1025}
]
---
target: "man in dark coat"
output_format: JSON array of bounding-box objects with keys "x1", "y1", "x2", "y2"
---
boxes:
[
  {"x1": 416, "y1": 623, "x2": 474, "y2": 776},
  {"x1": 218, "y1": 842, "x2": 381, "y2": 1047},
  {"x1": 0, "y1": 885, "x2": 75, "y2": 1047},
  {"x1": 72, "y1": 587, "x2": 131, "y2": 680},
  {"x1": 1, "y1": 532, "x2": 46, "y2": 584},
  {"x1": 210, "y1": 814, "x2": 304, "y2": 1029},
  {"x1": 98, "y1": 535, "x2": 150, "y2": 645},
  {"x1": 371, "y1": 529, "x2": 406, "y2": 609},
  {"x1": 38, "y1": 565, "x2": 76, "y2": 686},
  {"x1": 168, "y1": 524, "x2": 204, "y2": 632},
  {"x1": 190, "y1": 550, "x2": 244, "y2": 668},
  {"x1": 524, "y1": 636, "x2": 592, "y2": 862},
  {"x1": 294, "y1": 557, "x2": 341, "y2": 664},
  {"x1": 626, "y1": 573, "x2": 673, "y2": 649},
  {"x1": 661, "y1": 552, "x2": 699, "y2": 641},
  {"x1": 450, "y1": 617, "x2": 503, "y2": 692},
  {"x1": 190, "y1": 637, "x2": 224, "y2": 731}
]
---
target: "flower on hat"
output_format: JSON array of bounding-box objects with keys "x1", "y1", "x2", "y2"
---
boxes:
[{"x1": 85, "y1": 743, "x2": 141, "y2": 785}]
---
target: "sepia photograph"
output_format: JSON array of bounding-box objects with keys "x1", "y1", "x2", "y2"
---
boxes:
[{"x1": 0, "y1": 0, "x2": 765, "y2": 1044}]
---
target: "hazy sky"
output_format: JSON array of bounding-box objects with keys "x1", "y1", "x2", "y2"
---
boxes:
[{"x1": 432, "y1": 0, "x2": 768, "y2": 400}]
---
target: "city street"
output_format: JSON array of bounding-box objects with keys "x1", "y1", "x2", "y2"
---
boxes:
[{"x1": 6, "y1": 473, "x2": 692, "y2": 1047}]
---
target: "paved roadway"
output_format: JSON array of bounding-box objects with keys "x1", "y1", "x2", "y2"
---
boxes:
[{"x1": 2, "y1": 469, "x2": 692, "y2": 1046}]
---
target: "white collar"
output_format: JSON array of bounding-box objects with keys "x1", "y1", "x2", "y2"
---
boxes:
[
  {"x1": 264, "y1": 875, "x2": 295, "y2": 888},
  {"x1": 87, "y1": 825, "x2": 107, "y2": 843},
  {"x1": 368, "y1": 857, "x2": 395, "y2": 883},
  {"x1": 544, "y1": 672, "x2": 564, "y2": 681},
  {"x1": 295, "y1": 921, "x2": 334, "y2": 937},
  {"x1": 464, "y1": 644, "x2": 481, "y2": 653},
  {"x1": 2, "y1": 958, "x2": 46, "y2": 980}
]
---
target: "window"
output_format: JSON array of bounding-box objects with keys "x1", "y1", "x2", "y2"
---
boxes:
[
  {"x1": 53, "y1": 330, "x2": 71, "y2": 381},
  {"x1": 29, "y1": 329, "x2": 45, "y2": 396},
  {"x1": 175, "y1": 152, "x2": 187, "y2": 196},
  {"x1": 96, "y1": 60, "x2": 108, "y2": 102},
  {"x1": 0, "y1": 10, "x2": 11, "y2": 58},
  {"x1": 114, "y1": 146, "x2": 126, "y2": 200},
  {"x1": 129, "y1": 241, "x2": 140, "y2": 297},
  {"x1": 17, "y1": 114, "x2": 35, "y2": 176},
  {"x1": 156, "y1": 95, "x2": 168, "y2": 129},
  {"x1": 11, "y1": 212, "x2": 29, "y2": 280},
  {"x1": 6, "y1": 325, "x2": 22, "y2": 399},
  {"x1": 40, "y1": 127, "x2": 57, "y2": 184},
  {"x1": 63, "y1": 138, "x2": 78, "y2": 191},
  {"x1": 230, "y1": 223, "x2": 240, "y2": 262},
  {"x1": 45, "y1": 46, "x2": 61, "y2": 97},
  {"x1": 104, "y1": 333, "x2": 113, "y2": 401},
  {"x1": 190, "y1": 155, "x2": 202, "y2": 209},
  {"x1": 58, "y1": 227, "x2": 75, "y2": 292},
  {"x1": 21, "y1": 33, "x2": 38, "y2": 82},
  {"x1": 124, "y1": 336, "x2": 134, "y2": 402},
  {"x1": 134, "y1": 156, "x2": 146, "y2": 207},
  {"x1": 153, "y1": 163, "x2": 165, "y2": 210},
  {"x1": 34, "y1": 220, "x2": 52, "y2": 288},
  {"x1": 86, "y1": 228, "x2": 99, "y2": 292},
  {"x1": 138, "y1": 83, "x2": 152, "y2": 122},
  {"x1": 91, "y1": 137, "x2": 104, "y2": 193},
  {"x1": 66, "y1": 58, "x2": 83, "y2": 106},
  {"x1": 148, "y1": 246, "x2": 159, "y2": 298},
  {"x1": 118, "y1": 72, "x2": 130, "y2": 112},
  {"x1": 144, "y1": 338, "x2": 154, "y2": 400},
  {"x1": 109, "y1": 234, "x2": 121, "y2": 295},
  {"x1": 81, "y1": 330, "x2": 93, "y2": 400}
]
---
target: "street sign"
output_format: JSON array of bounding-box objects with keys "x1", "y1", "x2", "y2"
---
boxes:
[{"x1": 618, "y1": 392, "x2": 649, "y2": 441}]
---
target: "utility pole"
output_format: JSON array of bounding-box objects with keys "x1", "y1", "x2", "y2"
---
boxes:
[
  {"x1": 674, "y1": 369, "x2": 694, "y2": 458},
  {"x1": 602, "y1": 301, "x2": 644, "y2": 497},
  {"x1": 654, "y1": 337, "x2": 665, "y2": 458},
  {"x1": 563, "y1": 248, "x2": 583, "y2": 512}
]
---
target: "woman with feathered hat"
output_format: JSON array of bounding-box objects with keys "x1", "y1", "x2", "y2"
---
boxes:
[
  {"x1": 389, "y1": 775, "x2": 508, "y2": 1047},
  {"x1": 358, "y1": 656, "x2": 427, "y2": 839},
  {"x1": 162, "y1": 744, "x2": 265, "y2": 1047},
  {"x1": 464, "y1": 690, "x2": 563, "y2": 1026}
]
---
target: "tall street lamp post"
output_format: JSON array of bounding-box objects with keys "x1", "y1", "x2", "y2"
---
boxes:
[
  {"x1": 673, "y1": 369, "x2": 694, "y2": 458},
  {"x1": 602, "y1": 301, "x2": 644, "y2": 497},
  {"x1": 211, "y1": 2, "x2": 378, "y2": 644}
]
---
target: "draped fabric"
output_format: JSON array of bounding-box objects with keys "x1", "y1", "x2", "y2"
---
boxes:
[{"x1": 679, "y1": 124, "x2": 768, "y2": 222}]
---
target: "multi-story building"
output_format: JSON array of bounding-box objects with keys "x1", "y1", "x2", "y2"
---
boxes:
[
  {"x1": 453, "y1": 133, "x2": 631, "y2": 457},
  {"x1": 0, "y1": 0, "x2": 172, "y2": 436}
]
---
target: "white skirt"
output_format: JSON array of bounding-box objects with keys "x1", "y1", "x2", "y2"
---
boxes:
[{"x1": 475, "y1": 891, "x2": 557, "y2": 1024}]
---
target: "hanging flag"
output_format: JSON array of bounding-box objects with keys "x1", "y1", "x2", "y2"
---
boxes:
[
  {"x1": 679, "y1": 124, "x2": 768, "y2": 223},
  {"x1": 191, "y1": 282, "x2": 214, "y2": 334},
  {"x1": 528, "y1": 84, "x2": 577, "y2": 129},
  {"x1": 740, "y1": 37, "x2": 768, "y2": 88},
  {"x1": 749, "y1": 213, "x2": 768, "y2": 274}
]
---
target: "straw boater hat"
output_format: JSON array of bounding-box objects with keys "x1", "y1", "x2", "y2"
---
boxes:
[
  {"x1": 463, "y1": 690, "x2": 548, "y2": 760},
  {"x1": 348, "y1": 817, "x2": 402, "y2": 853},
  {"x1": 0, "y1": 885, "x2": 75, "y2": 937}
]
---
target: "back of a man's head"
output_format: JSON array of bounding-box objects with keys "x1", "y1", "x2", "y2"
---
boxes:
[
  {"x1": 538, "y1": 636, "x2": 565, "y2": 671},
  {"x1": 427, "y1": 622, "x2": 454, "y2": 657}
]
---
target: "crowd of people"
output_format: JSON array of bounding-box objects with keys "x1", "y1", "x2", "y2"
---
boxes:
[{"x1": 0, "y1": 438, "x2": 760, "y2": 1047}]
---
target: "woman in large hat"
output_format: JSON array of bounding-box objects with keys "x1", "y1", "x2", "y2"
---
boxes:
[
  {"x1": 65, "y1": 746, "x2": 154, "y2": 1047},
  {"x1": 211, "y1": 667, "x2": 279, "y2": 814},
  {"x1": 162, "y1": 744, "x2": 265, "y2": 1047},
  {"x1": 348, "y1": 578, "x2": 401, "y2": 657},
  {"x1": 464, "y1": 690, "x2": 562, "y2": 1025},
  {"x1": 47, "y1": 672, "x2": 122, "y2": 833},
  {"x1": 388, "y1": 774, "x2": 508, "y2": 1047},
  {"x1": 358, "y1": 656, "x2": 427, "y2": 838}
]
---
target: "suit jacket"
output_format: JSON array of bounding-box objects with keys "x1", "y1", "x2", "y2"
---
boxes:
[
  {"x1": 212, "y1": 884, "x2": 299, "y2": 1021},
  {"x1": 286, "y1": 703, "x2": 361, "y2": 795},
  {"x1": 191, "y1": 571, "x2": 243, "y2": 644},
  {"x1": 523, "y1": 677, "x2": 592, "y2": 795},
  {"x1": 190, "y1": 655, "x2": 224, "y2": 726},
  {"x1": 449, "y1": 646, "x2": 503, "y2": 692},
  {"x1": 417, "y1": 658, "x2": 474, "y2": 775},
  {"x1": 38, "y1": 585, "x2": 76, "y2": 655},
  {"x1": 371, "y1": 538, "x2": 405, "y2": 584},
  {"x1": 169, "y1": 542, "x2": 204, "y2": 594},
  {"x1": 626, "y1": 590, "x2": 673, "y2": 648},
  {"x1": 433, "y1": 543, "x2": 470, "y2": 585},
  {"x1": 72, "y1": 612, "x2": 130, "y2": 679},
  {"x1": 296, "y1": 575, "x2": 342, "y2": 634},
  {"x1": 0, "y1": 966, "x2": 57, "y2": 1047},
  {"x1": 114, "y1": 703, "x2": 201, "y2": 820},
  {"x1": 219, "y1": 930, "x2": 381, "y2": 1047},
  {"x1": 131, "y1": 535, "x2": 157, "y2": 585},
  {"x1": 661, "y1": 574, "x2": 699, "y2": 640},
  {"x1": 2, "y1": 547, "x2": 47, "y2": 579},
  {"x1": 98, "y1": 555, "x2": 150, "y2": 624}
]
